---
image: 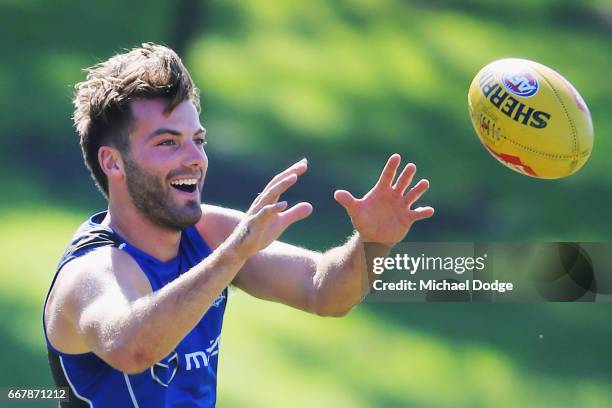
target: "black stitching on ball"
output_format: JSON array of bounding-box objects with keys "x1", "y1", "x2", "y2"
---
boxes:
[{"x1": 532, "y1": 65, "x2": 579, "y2": 167}]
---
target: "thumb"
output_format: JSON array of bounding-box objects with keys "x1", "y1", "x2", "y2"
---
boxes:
[{"x1": 334, "y1": 190, "x2": 357, "y2": 212}]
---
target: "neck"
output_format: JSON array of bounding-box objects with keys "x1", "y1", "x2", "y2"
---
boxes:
[{"x1": 103, "y1": 198, "x2": 182, "y2": 262}]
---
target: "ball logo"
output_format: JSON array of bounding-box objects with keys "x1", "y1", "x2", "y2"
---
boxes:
[{"x1": 502, "y1": 71, "x2": 539, "y2": 98}]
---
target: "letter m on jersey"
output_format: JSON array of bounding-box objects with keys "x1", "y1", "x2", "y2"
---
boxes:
[
  {"x1": 184, "y1": 335, "x2": 221, "y2": 370},
  {"x1": 185, "y1": 351, "x2": 209, "y2": 370}
]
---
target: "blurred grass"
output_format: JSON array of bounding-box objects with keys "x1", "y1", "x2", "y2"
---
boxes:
[
  {"x1": 1, "y1": 0, "x2": 611, "y2": 406},
  {"x1": 1, "y1": 208, "x2": 611, "y2": 407},
  {"x1": 220, "y1": 292, "x2": 612, "y2": 408}
]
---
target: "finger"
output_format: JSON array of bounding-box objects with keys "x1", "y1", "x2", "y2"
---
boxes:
[
  {"x1": 264, "y1": 158, "x2": 308, "y2": 191},
  {"x1": 256, "y1": 174, "x2": 298, "y2": 208},
  {"x1": 408, "y1": 206, "x2": 435, "y2": 221},
  {"x1": 334, "y1": 190, "x2": 358, "y2": 213},
  {"x1": 278, "y1": 202, "x2": 313, "y2": 226},
  {"x1": 257, "y1": 201, "x2": 288, "y2": 220},
  {"x1": 376, "y1": 154, "x2": 401, "y2": 188},
  {"x1": 404, "y1": 179, "x2": 429, "y2": 206},
  {"x1": 266, "y1": 203, "x2": 313, "y2": 241},
  {"x1": 393, "y1": 163, "x2": 416, "y2": 195}
]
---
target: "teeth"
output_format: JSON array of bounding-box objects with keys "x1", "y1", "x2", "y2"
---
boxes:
[{"x1": 171, "y1": 179, "x2": 197, "y2": 186}]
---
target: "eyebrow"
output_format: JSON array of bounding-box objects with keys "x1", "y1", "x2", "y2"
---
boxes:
[{"x1": 145, "y1": 127, "x2": 206, "y2": 141}]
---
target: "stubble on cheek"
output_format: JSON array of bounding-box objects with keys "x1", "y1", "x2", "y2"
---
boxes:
[{"x1": 123, "y1": 158, "x2": 201, "y2": 230}]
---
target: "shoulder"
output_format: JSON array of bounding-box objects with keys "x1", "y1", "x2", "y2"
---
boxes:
[
  {"x1": 195, "y1": 204, "x2": 245, "y2": 249},
  {"x1": 45, "y1": 247, "x2": 151, "y2": 353},
  {"x1": 56, "y1": 247, "x2": 150, "y2": 301}
]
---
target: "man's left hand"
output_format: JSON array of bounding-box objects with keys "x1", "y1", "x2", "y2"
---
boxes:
[{"x1": 334, "y1": 154, "x2": 434, "y2": 245}]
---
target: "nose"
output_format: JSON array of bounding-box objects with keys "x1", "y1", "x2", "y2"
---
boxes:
[{"x1": 183, "y1": 139, "x2": 207, "y2": 172}]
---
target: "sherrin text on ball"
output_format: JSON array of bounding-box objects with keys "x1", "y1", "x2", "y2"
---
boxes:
[{"x1": 468, "y1": 58, "x2": 593, "y2": 178}]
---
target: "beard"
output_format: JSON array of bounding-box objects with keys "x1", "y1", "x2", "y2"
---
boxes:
[{"x1": 123, "y1": 157, "x2": 203, "y2": 231}]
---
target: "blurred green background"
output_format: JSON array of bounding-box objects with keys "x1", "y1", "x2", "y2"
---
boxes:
[{"x1": 0, "y1": 0, "x2": 611, "y2": 407}]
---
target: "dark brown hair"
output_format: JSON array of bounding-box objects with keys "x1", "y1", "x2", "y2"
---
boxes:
[{"x1": 73, "y1": 42, "x2": 200, "y2": 197}]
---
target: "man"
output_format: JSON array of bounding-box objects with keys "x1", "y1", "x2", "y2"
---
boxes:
[{"x1": 43, "y1": 43, "x2": 434, "y2": 407}]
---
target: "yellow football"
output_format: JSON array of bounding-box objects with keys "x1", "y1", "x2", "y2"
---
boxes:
[{"x1": 467, "y1": 58, "x2": 594, "y2": 178}]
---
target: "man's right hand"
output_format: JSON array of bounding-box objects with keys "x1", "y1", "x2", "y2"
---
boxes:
[{"x1": 227, "y1": 159, "x2": 313, "y2": 259}]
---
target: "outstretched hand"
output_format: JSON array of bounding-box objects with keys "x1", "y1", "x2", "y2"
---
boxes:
[
  {"x1": 334, "y1": 154, "x2": 434, "y2": 244},
  {"x1": 232, "y1": 159, "x2": 313, "y2": 258}
]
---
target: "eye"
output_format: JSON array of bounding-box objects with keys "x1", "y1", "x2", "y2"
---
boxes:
[
  {"x1": 194, "y1": 138, "x2": 207, "y2": 147},
  {"x1": 157, "y1": 139, "x2": 176, "y2": 147}
]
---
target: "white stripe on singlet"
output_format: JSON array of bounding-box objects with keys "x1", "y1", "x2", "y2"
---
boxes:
[
  {"x1": 123, "y1": 373, "x2": 141, "y2": 408},
  {"x1": 59, "y1": 356, "x2": 94, "y2": 407}
]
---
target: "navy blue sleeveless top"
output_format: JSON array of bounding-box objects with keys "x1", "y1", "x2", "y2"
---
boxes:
[{"x1": 43, "y1": 211, "x2": 227, "y2": 407}]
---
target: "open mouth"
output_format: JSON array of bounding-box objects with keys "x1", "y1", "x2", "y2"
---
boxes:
[{"x1": 170, "y1": 179, "x2": 198, "y2": 194}]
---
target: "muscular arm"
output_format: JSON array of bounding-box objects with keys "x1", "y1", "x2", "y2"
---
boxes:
[
  {"x1": 247, "y1": 232, "x2": 385, "y2": 317},
  {"x1": 46, "y1": 161, "x2": 312, "y2": 374},
  {"x1": 199, "y1": 205, "x2": 381, "y2": 317},
  {"x1": 47, "y1": 235, "x2": 248, "y2": 374},
  {"x1": 207, "y1": 154, "x2": 434, "y2": 317}
]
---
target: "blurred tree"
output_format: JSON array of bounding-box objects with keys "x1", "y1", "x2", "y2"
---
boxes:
[{"x1": 171, "y1": 0, "x2": 206, "y2": 55}]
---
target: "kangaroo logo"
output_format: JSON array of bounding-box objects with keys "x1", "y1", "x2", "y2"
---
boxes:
[{"x1": 150, "y1": 350, "x2": 179, "y2": 387}]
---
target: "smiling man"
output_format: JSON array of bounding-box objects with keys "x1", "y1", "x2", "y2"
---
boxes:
[{"x1": 43, "y1": 43, "x2": 434, "y2": 407}]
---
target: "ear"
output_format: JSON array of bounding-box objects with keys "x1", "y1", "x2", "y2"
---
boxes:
[{"x1": 98, "y1": 146, "x2": 124, "y2": 180}]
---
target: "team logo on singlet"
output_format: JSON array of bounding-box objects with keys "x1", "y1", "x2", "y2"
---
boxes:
[
  {"x1": 150, "y1": 336, "x2": 221, "y2": 386},
  {"x1": 150, "y1": 351, "x2": 179, "y2": 387}
]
